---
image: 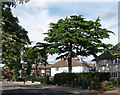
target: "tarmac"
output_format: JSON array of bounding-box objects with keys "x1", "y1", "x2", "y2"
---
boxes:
[{"x1": 1, "y1": 81, "x2": 120, "y2": 95}]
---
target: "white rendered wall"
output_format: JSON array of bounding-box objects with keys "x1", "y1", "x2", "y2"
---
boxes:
[
  {"x1": 72, "y1": 66, "x2": 84, "y2": 73},
  {"x1": 51, "y1": 67, "x2": 68, "y2": 76},
  {"x1": 51, "y1": 66, "x2": 89, "y2": 76}
]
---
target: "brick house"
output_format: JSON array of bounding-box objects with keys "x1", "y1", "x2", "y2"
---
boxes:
[{"x1": 32, "y1": 65, "x2": 51, "y2": 76}]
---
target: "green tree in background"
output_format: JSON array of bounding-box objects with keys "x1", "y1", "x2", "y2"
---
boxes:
[
  {"x1": 44, "y1": 15, "x2": 114, "y2": 72},
  {"x1": 2, "y1": 2, "x2": 30, "y2": 81},
  {"x1": 22, "y1": 46, "x2": 48, "y2": 76}
]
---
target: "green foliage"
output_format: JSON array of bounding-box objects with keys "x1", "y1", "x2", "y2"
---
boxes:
[
  {"x1": 2, "y1": 2, "x2": 30, "y2": 80},
  {"x1": 106, "y1": 84, "x2": 115, "y2": 88},
  {"x1": 54, "y1": 72, "x2": 111, "y2": 88},
  {"x1": 35, "y1": 76, "x2": 41, "y2": 82},
  {"x1": 16, "y1": 77, "x2": 25, "y2": 81},
  {"x1": 44, "y1": 15, "x2": 114, "y2": 72},
  {"x1": 22, "y1": 47, "x2": 48, "y2": 75},
  {"x1": 39, "y1": 76, "x2": 48, "y2": 84},
  {"x1": 109, "y1": 78, "x2": 120, "y2": 86},
  {"x1": 12, "y1": 68, "x2": 20, "y2": 81},
  {"x1": 103, "y1": 78, "x2": 120, "y2": 89}
]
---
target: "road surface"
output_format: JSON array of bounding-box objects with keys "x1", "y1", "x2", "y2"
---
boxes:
[{"x1": 0, "y1": 81, "x2": 119, "y2": 95}]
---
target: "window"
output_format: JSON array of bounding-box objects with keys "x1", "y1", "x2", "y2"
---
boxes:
[
  {"x1": 111, "y1": 72, "x2": 118, "y2": 78},
  {"x1": 32, "y1": 68, "x2": 35, "y2": 70},
  {"x1": 41, "y1": 69, "x2": 45, "y2": 73},
  {"x1": 111, "y1": 59, "x2": 116, "y2": 64},
  {"x1": 99, "y1": 60, "x2": 107, "y2": 66},
  {"x1": 84, "y1": 67, "x2": 86, "y2": 71},
  {"x1": 103, "y1": 60, "x2": 107, "y2": 65},
  {"x1": 46, "y1": 68, "x2": 50, "y2": 71},
  {"x1": 56, "y1": 67, "x2": 59, "y2": 71},
  {"x1": 118, "y1": 59, "x2": 120, "y2": 64}
]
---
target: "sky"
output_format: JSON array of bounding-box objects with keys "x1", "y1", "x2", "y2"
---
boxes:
[{"x1": 11, "y1": 0, "x2": 118, "y2": 64}]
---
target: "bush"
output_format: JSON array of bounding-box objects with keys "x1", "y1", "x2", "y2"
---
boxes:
[
  {"x1": 97, "y1": 72, "x2": 111, "y2": 82},
  {"x1": 35, "y1": 76, "x2": 41, "y2": 82},
  {"x1": 54, "y1": 72, "x2": 77, "y2": 86},
  {"x1": 39, "y1": 76, "x2": 48, "y2": 84},
  {"x1": 104, "y1": 79, "x2": 120, "y2": 88},
  {"x1": 117, "y1": 78, "x2": 120, "y2": 84},
  {"x1": 49, "y1": 77, "x2": 54, "y2": 84},
  {"x1": 53, "y1": 72, "x2": 111, "y2": 88},
  {"x1": 106, "y1": 84, "x2": 115, "y2": 88},
  {"x1": 110, "y1": 78, "x2": 117, "y2": 85},
  {"x1": 16, "y1": 77, "x2": 25, "y2": 81}
]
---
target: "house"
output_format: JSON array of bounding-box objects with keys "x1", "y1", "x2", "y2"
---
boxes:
[
  {"x1": 92, "y1": 42, "x2": 120, "y2": 78},
  {"x1": 51, "y1": 58, "x2": 95, "y2": 76},
  {"x1": 31, "y1": 65, "x2": 51, "y2": 76}
]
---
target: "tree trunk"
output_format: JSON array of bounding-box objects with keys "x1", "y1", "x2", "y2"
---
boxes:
[
  {"x1": 68, "y1": 43, "x2": 72, "y2": 72},
  {"x1": 68, "y1": 56, "x2": 72, "y2": 72}
]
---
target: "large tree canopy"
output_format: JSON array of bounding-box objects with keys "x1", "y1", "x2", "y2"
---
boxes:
[
  {"x1": 44, "y1": 15, "x2": 114, "y2": 72},
  {"x1": 1, "y1": 2, "x2": 30, "y2": 80}
]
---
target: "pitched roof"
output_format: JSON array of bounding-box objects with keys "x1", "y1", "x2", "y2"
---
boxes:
[
  {"x1": 89, "y1": 64, "x2": 95, "y2": 68},
  {"x1": 32, "y1": 58, "x2": 94, "y2": 68},
  {"x1": 82, "y1": 61, "x2": 95, "y2": 68},
  {"x1": 32, "y1": 65, "x2": 52, "y2": 69},
  {"x1": 51, "y1": 59, "x2": 68, "y2": 68},
  {"x1": 38, "y1": 65, "x2": 52, "y2": 68},
  {"x1": 92, "y1": 42, "x2": 120, "y2": 61},
  {"x1": 51, "y1": 58, "x2": 92, "y2": 68}
]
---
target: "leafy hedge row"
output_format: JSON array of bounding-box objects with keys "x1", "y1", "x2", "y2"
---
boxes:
[
  {"x1": 54, "y1": 72, "x2": 111, "y2": 86},
  {"x1": 16, "y1": 77, "x2": 25, "y2": 81}
]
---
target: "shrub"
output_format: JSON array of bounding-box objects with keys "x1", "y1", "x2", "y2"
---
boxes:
[
  {"x1": 35, "y1": 76, "x2": 41, "y2": 82},
  {"x1": 39, "y1": 76, "x2": 48, "y2": 84},
  {"x1": 16, "y1": 77, "x2": 25, "y2": 81},
  {"x1": 97, "y1": 72, "x2": 111, "y2": 82},
  {"x1": 49, "y1": 77, "x2": 55, "y2": 84},
  {"x1": 53, "y1": 72, "x2": 111, "y2": 88},
  {"x1": 117, "y1": 78, "x2": 120, "y2": 84},
  {"x1": 54, "y1": 72, "x2": 77, "y2": 86},
  {"x1": 106, "y1": 84, "x2": 115, "y2": 88},
  {"x1": 105, "y1": 79, "x2": 120, "y2": 88},
  {"x1": 110, "y1": 78, "x2": 117, "y2": 85}
]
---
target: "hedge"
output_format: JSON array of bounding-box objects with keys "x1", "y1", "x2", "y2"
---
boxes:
[
  {"x1": 54, "y1": 72, "x2": 111, "y2": 87},
  {"x1": 16, "y1": 77, "x2": 25, "y2": 81}
]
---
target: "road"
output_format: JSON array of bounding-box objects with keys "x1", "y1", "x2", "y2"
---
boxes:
[{"x1": 0, "y1": 81, "x2": 119, "y2": 95}]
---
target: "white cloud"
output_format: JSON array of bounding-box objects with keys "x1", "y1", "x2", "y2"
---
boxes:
[
  {"x1": 12, "y1": 1, "x2": 50, "y2": 44},
  {"x1": 102, "y1": 9, "x2": 117, "y2": 20},
  {"x1": 25, "y1": 0, "x2": 48, "y2": 8},
  {"x1": 83, "y1": 55, "x2": 94, "y2": 63},
  {"x1": 47, "y1": 54, "x2": 60, "y2": 64}
]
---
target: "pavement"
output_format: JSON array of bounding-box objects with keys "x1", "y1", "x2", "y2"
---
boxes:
[{"x1": 0, "y1": 81, "x2": 120, "y2": 95}]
